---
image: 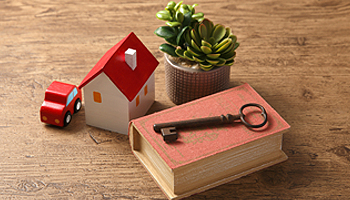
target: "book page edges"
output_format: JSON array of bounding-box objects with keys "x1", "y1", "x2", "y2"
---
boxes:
[
  {"x1": 170, "y1": 149, "x2": 288, "y2": 200},
  {"x1": 172, "y1": 131, "x2": 287, "y2": 194},
  {"x1": 129, "y1": 122, "x2": 175, "y2": 194}
]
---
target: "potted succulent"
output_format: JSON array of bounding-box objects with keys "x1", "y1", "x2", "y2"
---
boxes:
[{"x1": 155, "y1": 1, "x2": 239, "y2": 104}]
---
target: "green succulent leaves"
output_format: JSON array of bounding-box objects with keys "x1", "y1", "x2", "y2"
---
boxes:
[
  {"x1": 155, "y1": 1, "x2": 204, "y2": 25},
  {"x1": 155, "y1": 1, "x2": 205, "y2": 57},
  {"x1": 154, "y1": 26, "x2": 176, "y2": 39},
  {"x1": 160, "y1": 44, "x2": 178, "y2": 57},
  {"x1": 212, "y1": 25, "x2": 226, "y2": 43},
  {"x1": 156, "y1": 10, "x2": 172, "y2": 21},
  {"x1": 175, "y1": 19, "x2": 239, "y2": 71},
  {"x1": 155, "y1": 1, "x2": 239, "y2": 71}
]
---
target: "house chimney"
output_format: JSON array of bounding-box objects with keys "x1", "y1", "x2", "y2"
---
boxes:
[{"x1": 125, "y1": 48, "x2": 137, "y2": 70}]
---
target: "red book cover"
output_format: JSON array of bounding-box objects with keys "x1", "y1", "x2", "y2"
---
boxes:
[{"x1": 129, "y1": 83, "x2": 290, "y2": 170}]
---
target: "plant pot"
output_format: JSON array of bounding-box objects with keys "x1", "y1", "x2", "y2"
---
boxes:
[{"x1": 164, "y1": 54, "x2": 231, "y2": 105}]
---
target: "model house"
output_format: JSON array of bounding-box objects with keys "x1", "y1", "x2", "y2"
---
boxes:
[{"x1": 79, "y1": 32, "x2": 159, "y2": 134}]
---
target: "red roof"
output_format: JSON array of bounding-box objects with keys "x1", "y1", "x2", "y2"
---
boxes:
[{"x1": 79, "y1": 32, "x2": 159, "y2": 101}]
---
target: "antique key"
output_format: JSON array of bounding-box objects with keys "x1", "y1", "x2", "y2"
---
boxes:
[{"x1": 153, "y1": 103, "x2": 268, "y2": 143}]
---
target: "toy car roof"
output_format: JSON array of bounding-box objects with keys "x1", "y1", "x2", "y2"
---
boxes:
[{"x1": 45, "y1": 81, "x2": 76, "y2": 104}]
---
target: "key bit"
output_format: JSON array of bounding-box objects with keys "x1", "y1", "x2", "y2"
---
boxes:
[{"x1": 160, "y1": 127, "x2": 178, "y2": 143}]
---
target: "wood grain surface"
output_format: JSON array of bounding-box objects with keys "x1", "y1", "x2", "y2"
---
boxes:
[{"x1": 1, "y1": 0, "x2": 350, "y2": 199}]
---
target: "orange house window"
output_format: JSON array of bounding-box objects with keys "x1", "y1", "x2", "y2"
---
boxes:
[
  {"x1": 144, "y1": 85, "x2": 148, "y2": 96},
  {"x1": 93, "y1": 91, "x2": 102, "y2": 103},
  {"x1": 136, "y1": 95, "x2": 140, "y2": 107}
]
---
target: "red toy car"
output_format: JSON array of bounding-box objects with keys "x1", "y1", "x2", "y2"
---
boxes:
[{"x1": 40, "y1": 81, "x2": 82, "y2": 127}]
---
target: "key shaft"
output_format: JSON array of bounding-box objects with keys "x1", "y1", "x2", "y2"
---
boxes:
[{"x1": 153, "y1": 114, "x2": 240, "y2": 133}]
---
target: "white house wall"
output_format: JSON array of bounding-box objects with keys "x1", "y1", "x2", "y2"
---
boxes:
[
  {"x1": 83, "y1": 72, "x2": 130, "y2": 135},
  {"x1": 128, "y1": 72, "x2": 155, "y2": 120}
]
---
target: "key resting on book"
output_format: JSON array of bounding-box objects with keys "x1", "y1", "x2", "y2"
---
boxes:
[{"x1": 153, "y1": 103, "x2": 268, "y2": 143}]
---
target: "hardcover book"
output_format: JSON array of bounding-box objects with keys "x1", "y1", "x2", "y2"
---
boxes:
[{"x1": 128, "y1": 83, "x2": 290, "y2": 200}]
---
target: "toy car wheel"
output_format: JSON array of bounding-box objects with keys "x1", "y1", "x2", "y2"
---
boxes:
[
  {"x1": 74, "y1": 98, "x2": 82, "y2": 113},
  {"x1": 64, "y1": 111, "x2": 72, "y2": 127}
]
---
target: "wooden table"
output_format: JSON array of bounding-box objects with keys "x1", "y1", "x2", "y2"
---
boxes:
[{"x1": 1, "y1": 0, "x2": 350, "y2": 199}]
